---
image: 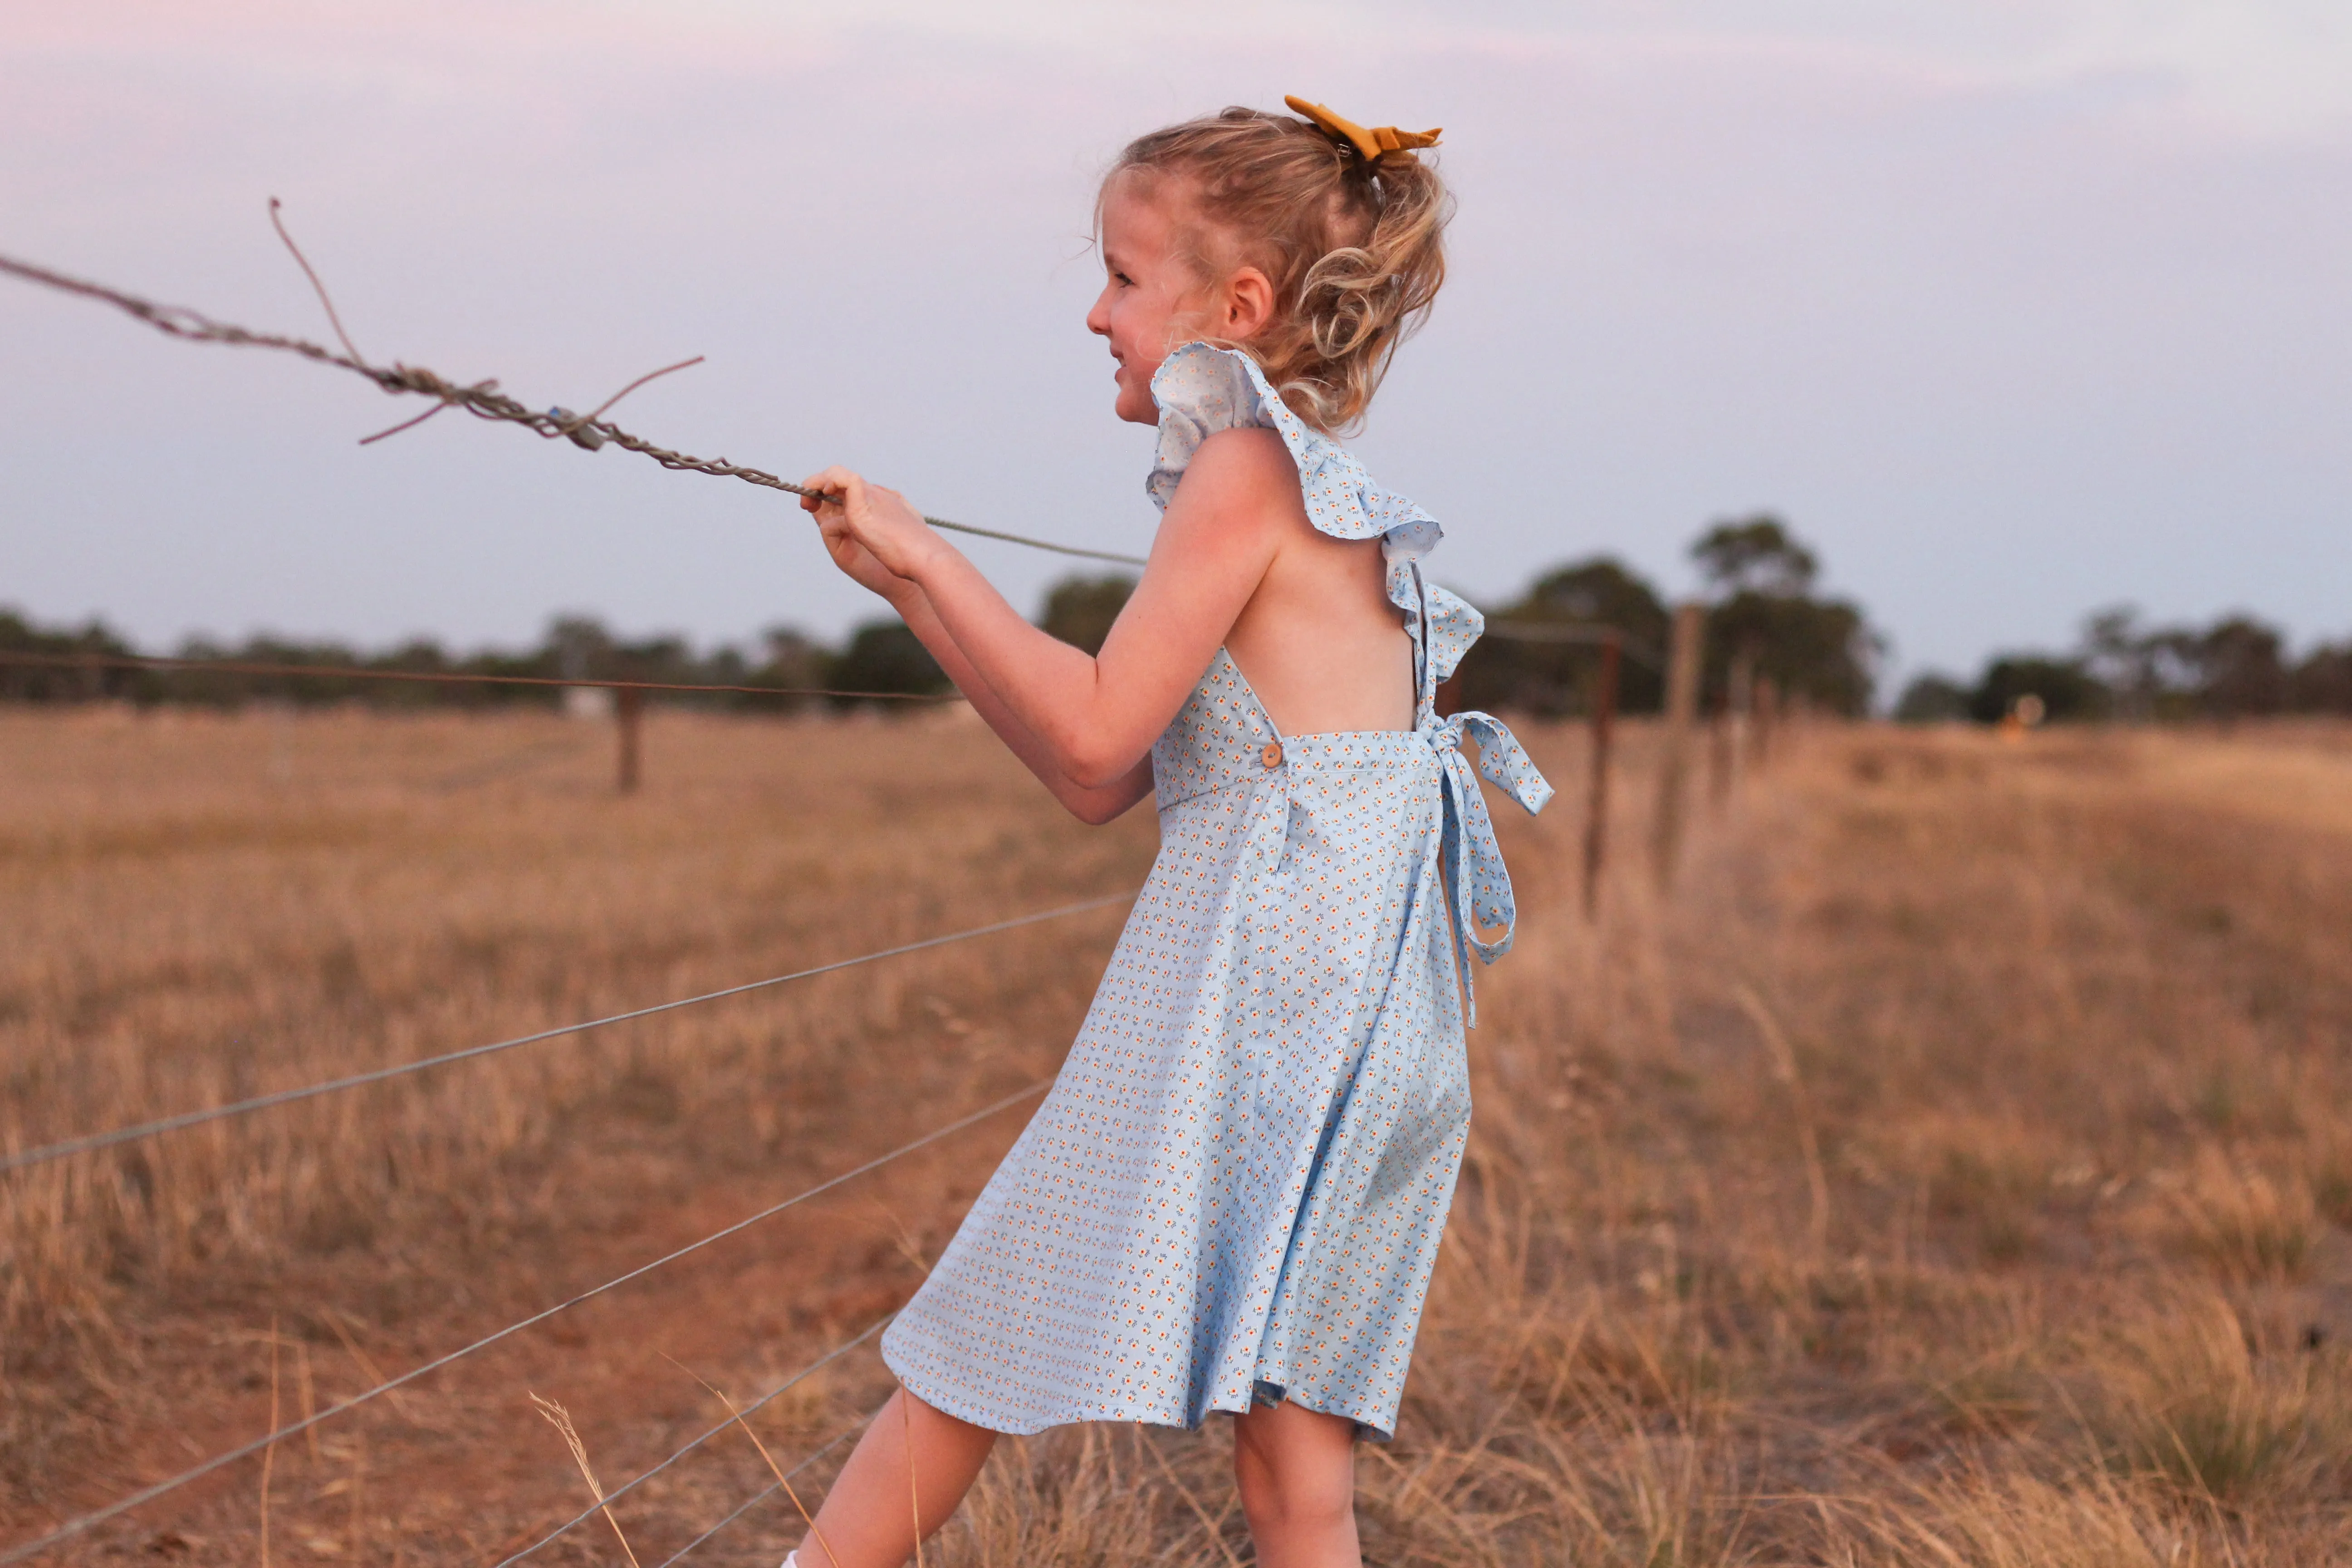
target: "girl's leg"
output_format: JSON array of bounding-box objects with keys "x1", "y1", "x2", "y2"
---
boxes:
[
  {"x1": 1231, "y1": 1399, "x2": 1362, "y2": 1568},
  {"x1": 793, "y1": 1387, "x2": 997, "y2": 1568}
]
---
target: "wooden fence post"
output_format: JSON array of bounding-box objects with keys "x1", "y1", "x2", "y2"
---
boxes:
[
  {"x1": 1582, "y1": 633, "x2": 1620, "y2": 920},
  {"x1": 1713, "y1": 648, "x2": 1755, "y2": 808},
  {"x1": 615, "y1": 685, "x2": 643, "y2": 794},
  {"x1": 1650, "y1": 602, "x2": 1705, "y2": 889},
  {"x1": 1708, "y1": 706, "x2": 1733, "y2": 810}
]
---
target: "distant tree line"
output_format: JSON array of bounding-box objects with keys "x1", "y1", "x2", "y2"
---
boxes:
[
  {"x1": 1897, "y1": 608, "x2": 2352, "y2": 724},
  {"x1": 2, "y1": 515, "x2": 1887, "y2": 721},
  {"x1": 0, "y1": 607, "x2": 957, "y2": 711},
  {"x1": 0, "y1": 581, "x2": 1200, "y2": 711}
]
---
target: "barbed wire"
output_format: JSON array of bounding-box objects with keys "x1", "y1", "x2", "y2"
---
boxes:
[
  {"x1": 0, "y1": 1070, "x2": 1037, "y2": 1568},
  {"x1": 0, "y1": 250, "x2": 1149, "y2": 568},
  {"x1": 0, "y1": 891, "x2": 1129, "y2": 1175},
  {"x1": 2, "y1": 226, "x2": 1713, "y2": 699},
  {"x1": 0, "y1": 648, "x2": 959, "y2": 702},
  {"x1": 0, "y1": 243, "x2": 1704, "y2": 666}
]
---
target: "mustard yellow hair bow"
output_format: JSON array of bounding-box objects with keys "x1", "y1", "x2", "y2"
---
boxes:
[{"x1": 1283, "y1": 95, "x2": 1442, "y2": 166}]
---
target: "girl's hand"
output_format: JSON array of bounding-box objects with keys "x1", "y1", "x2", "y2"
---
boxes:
[
  {"x1": 801, "y1": 466, "x2": 947, "y2": 593},
  {"x1": 807, "y1": 495, "x2": 915, "y2": 604}
]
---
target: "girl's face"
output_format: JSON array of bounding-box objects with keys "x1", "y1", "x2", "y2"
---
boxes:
[{"x1": 1087, "y1": 176, "x2": 1274, "y2": 426}]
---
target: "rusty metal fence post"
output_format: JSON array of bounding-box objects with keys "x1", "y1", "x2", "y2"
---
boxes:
[{"x1": 1650, "y1": 603, "x2": 1705, "y2": 890}]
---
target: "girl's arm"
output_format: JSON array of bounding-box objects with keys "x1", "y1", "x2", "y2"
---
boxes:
[
  {"x1": 804, "y1": 427, "x2": 1293, "y2": 790},
  {"x1": 897, "y1": 586, "x2": 1156, "y2": 824},
  {"x1": 807, "y1": 504, "x2": 1156, "y2": 824}
]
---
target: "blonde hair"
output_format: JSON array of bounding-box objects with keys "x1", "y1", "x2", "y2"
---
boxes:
[{"x1": 1107, "y1": 105, "x2": 1451, "y2": 435}]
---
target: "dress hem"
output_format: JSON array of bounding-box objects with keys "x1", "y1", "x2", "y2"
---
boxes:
[{"x1": 884, "y1": 1344, "x2": 1394, "y2": 1444}]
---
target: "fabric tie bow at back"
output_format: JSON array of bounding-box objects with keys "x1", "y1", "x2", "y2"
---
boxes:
[
  {"x1": 1283, "y1": 95, "x2": 1441, "y2": 167},
  {"x1": 1430, "y1": 710, "x2": 1552, "y2": 1024}
]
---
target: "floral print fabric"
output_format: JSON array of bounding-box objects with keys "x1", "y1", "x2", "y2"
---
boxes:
[{"x1": 881, "y1": 344, "x2": 1551, "y2": 1440}]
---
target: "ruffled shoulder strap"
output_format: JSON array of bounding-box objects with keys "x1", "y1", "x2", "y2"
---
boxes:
[
  {"x1": 1147, "y1": 343, "x2": 1436, "y2": 548},
  {"x1": 1147, "y1": 343, "x2": 1459, "y2": 697}
]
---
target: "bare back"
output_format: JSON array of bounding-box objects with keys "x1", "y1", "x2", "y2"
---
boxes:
[{"x1": 1225, "y1": 506, "x2": 1415, "y2": 737}]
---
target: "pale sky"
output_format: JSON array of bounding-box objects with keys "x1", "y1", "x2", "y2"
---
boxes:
[{"x1": 4, "y1": 0, "x2": 2347, "y2": 689}]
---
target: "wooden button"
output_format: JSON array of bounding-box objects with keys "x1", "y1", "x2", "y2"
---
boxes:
[{"x1": 1260, "y1": 742, "x2": 1284, "y2": 769}]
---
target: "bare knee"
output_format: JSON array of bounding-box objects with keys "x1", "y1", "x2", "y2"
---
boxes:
[
  {"x1": 1236, "y1": 1459, "x2": 1354, "y2": 1535},
  {"x1": 1233, "y1": 1402, "x2": 1357, "y2": 1537}
]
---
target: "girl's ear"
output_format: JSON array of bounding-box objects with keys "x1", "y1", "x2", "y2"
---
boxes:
[{"x1": 1223, "y1": 266, "x2": 1276, "y2": 343}]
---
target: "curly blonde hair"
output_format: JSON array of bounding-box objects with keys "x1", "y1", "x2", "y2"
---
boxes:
[{"x1": 1106, "y1": 105, "x2": 1451, "y2": 436}]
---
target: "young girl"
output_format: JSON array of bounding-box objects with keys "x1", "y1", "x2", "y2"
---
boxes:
[{"x1": 791, "y1": 98, "x2": 1551, "y2": 1568}]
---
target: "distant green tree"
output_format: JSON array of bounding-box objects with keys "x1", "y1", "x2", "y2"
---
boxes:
[
  {"x1": 1704, "y1": 591, "x2": 1877, "y2": 715},
  {"x1": 2291, "y1": 640, "x2": 2352, "y2": 714},
  {"x1": 0, "y1": 605, "x2": 886, "y2": 714},
  {"x1": 826, "y1": 619, "x2": 949, "y2": 707},
  {"x1": 162, "y1": 631, "x2": 370, "y2": 710},
  {"x1": 2056, "y1": 605, "x2": 2310, "y2": 722},
  {"x1": 1690, "y1": 515, "x2": 1819, "y2": 597},
  {"x1": 1452, "y1": 557, "x2": 1671, "y2": 717},
  {"x1": 1968, "y1": 657, "x2": 2109, "y2": 723},
  {"x1": 2193, "y1": 616, "x2": 2290, "y2": 718},
  {"x1": 750, "y1": 627, "x2": 828, "y2": 711},
  {"x1": 1691, "y1": 516, "x2": 1877, "y2": 715},
  {"x1": 2079, "y1": 606, "x2": 2158, "y2": 717},
  {"x1": 0, "y1": 608, "x2": 138, "y2": 702},
  {"x1": 1037, "y1": 574, "x2": 1137, "y2": 656},
  {"x1": 1894, "y1": 673, "x2": 1970, "y2": 723}
]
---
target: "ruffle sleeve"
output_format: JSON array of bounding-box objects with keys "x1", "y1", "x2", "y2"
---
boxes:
[{"x1": 1146, "y1": 342, "x2": 1448, "y2": 630}]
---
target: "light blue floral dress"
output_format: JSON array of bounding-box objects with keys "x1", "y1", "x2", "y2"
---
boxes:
[{"x1": 882, "y1": 343, "x2": 1552, "y2": 1441}]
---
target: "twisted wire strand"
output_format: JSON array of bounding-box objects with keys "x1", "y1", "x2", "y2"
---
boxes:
[
  {"x1": 0, "y1": 648, "x2": 959, "y2": 702},
  {"x1": 0, "y1": 891, "x2": 1129, "y2": 1174},
  {"x1": 0, "y1": 1077, "x2": 1034, "y2": 1568},
  {"x1": 490, "y1": 1320, "x2": 892, "y2": 1568},
  {"x1": 0, "y1": 252, "x2": 1148, "y2": 568}
]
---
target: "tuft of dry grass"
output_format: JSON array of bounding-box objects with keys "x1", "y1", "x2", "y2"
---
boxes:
[
  {"x1": 531, "y1": 1391, "x2": 642, "y2": 1567},
  {"x1": 2159, "y1": 1148, "x2": 2321, "y2": 1284},
  {"x1": 5, "y1": 708, "x2": 2352, "y2": 1563}
]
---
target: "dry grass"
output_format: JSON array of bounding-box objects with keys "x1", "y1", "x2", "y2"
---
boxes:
[{"x1": 4, "y1": 707, "x2": 2350, "y2": 1563}]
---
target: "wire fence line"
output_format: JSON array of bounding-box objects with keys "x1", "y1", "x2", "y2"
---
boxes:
[
  {"x1": 494, "y1": 1325, "x2": 891, "y2": 1568},
  {"x1": 0, "y1": 1074, "x2": 1037, "y2": 1568},
  {"x1": 0, "y1": 648, "x2": 960, "y2": 703},
  {"x1": 0, "y1": 217, "x2": 1667, "y2": 1567},
  {"x1": 647, "y1": 1420, "x2": 862, "y2": 1568},
  {"x1": 0, "y1": 891, "x2": 1130, "y2": 1175},
  {"x1": 13, "y1": 617, "x2": 1667, "y2": 696},
  {"x1": 0, "y1": 250, "x2": 1149, "y2": 568},
  {"x1": 1482, "y1": 620, "x2": 1664, "y2": 672}
]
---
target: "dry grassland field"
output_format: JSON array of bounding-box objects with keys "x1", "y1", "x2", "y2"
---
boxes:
[{"x1": 4, "y1": 704, "x2": 2351, "y2": 1565}]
